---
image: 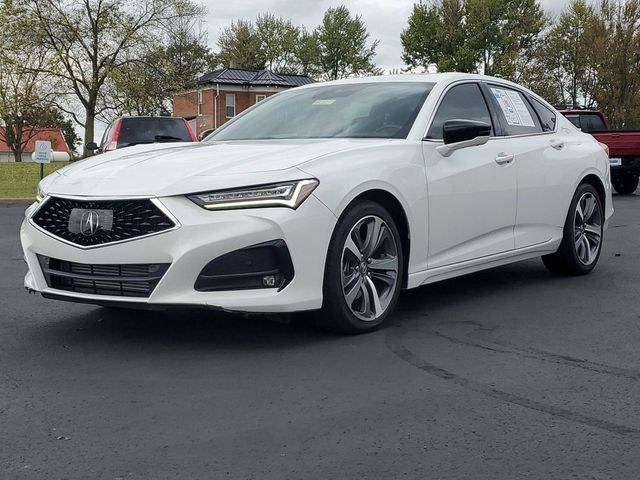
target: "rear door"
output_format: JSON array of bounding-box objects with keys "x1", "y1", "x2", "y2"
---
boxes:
[
  {"x1": 423, "y1": 82, "x2": 517, "y2": 268},
  {"x1": 484, "y1": 84, "x2": 572, "y2": 248}
]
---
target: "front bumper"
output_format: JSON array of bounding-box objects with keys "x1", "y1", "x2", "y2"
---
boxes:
[{"x1": 21, "y1": 195, "x2": 336, "y2": 313}]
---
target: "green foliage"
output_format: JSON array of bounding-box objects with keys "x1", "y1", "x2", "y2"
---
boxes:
[
  {"x1": 20, "y1": 0, "x2": 205, "y2": 154},
  {"x1": 589, "y1": 0, "x2": 640, "y2": 128},
  {"x1": 541, "y1": 0, "x2": 597, "y2": 106},
  {"x1": 315, "y1": 6, "x2": 379, "y2": 80},
  {"x1": 401, "y1": 0, "x2": 474, "y2": 72},
  {"x1": 401, "y1": 0, "x2": 546, "y2": 78},
  {"x1": 217, "y1": 19, "x2": 266, "y2": 70},
  {"x1": 216, "y1": 7, "x2": 379, "y2": 80}
]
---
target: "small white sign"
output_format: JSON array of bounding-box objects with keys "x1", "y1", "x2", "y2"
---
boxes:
[
  {"x1": 609, "y1": 157, "x2": 622, "y2": 166},
  {"x1": 33, "y1": 140, "x2": 51, "y2": 163},
  {"x1": 490, "y1": 87, "x2": 535, "y2": 127}
]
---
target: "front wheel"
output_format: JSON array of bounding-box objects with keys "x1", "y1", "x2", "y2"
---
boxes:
[
  {"x1": 612, "y1": 175, "x2": 638, "y2": 195},
  {"x1": 316, "y1": 201, "x2": 404, "y2": 334},
  {"x1": 543, "y1": 183, "x2": 604, "y2": 275}
]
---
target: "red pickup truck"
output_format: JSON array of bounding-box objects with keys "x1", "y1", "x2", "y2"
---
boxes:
[{"x1": 559, "y1": 109, "x2": 640, "y2": 194}]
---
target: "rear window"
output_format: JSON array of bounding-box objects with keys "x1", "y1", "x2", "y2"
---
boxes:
[
  {"x1": 577, "y1": 113, "x2": 607, "y2": 132},
  {"x1": 564, "y1": 112, "x2": 607, "y2": 132},
  {"x1": 117, "y1": 117, "x2": 193, "y2": 147}
]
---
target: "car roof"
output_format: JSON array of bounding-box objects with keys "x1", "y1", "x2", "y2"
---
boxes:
[{"x1": 294, "y1": 72, "x2": 525, "y2": 90}]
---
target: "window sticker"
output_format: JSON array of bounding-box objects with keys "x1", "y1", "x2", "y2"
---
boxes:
[
  {"x1": 312, "y1": 99, "x2": 336, "y2": 106},
  {"x1": 490, "y1": 87, "x2": 535, "y2": 127}
]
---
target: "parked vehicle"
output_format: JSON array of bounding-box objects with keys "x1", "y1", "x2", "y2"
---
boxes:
[
  {"x1": 24, "y1": 73, "x2": 612, "y2": 333},
  {"x1": 559, "y1": 108, "x2": 640, "y2": 194},
  {"x1": 86, "y1": 116, "x2": 198, "y2": 153}
]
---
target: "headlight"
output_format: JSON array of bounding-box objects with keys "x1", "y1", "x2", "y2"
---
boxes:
[
  {"x1": 35, "y1": 183, "x2": 46, "y2": 203},
  {"x1": 187, "y1": 179, "x2": 319, "y2": 210}
]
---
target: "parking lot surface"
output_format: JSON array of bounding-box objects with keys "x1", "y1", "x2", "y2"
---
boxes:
[{"x1": 2, "y1": 194, "x2": 640, "y2": 479}]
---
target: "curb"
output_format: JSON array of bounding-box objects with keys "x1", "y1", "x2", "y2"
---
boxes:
[{"x1": 0, "y1": 198, "x2": 32, "y2": 205}]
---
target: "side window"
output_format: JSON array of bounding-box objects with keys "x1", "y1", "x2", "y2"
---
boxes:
[
  {"x1": 488, "y1": 85, "x2": 543, "y2": 135},
  {"x1": 100, "y1": 121, "x2": 114, "y2": 148},
  {"x1": 530, "y1": 97, "x2": 557, "y2": 132},
  {"x1": 427, "y1": 83, "x2": 493, "y2": 140}
]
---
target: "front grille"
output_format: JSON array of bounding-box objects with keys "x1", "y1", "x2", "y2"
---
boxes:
[
  {"x1": 32, "y1": 196, "x2": 175, "y2": 247},
  {"x1": 38, "y1": 255, "x2": 170, "y2": 297}
]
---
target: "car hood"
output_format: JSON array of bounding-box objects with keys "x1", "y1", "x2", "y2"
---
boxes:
[{"x1": 43, "y1": 139, "x2": 381, "y2": 197}]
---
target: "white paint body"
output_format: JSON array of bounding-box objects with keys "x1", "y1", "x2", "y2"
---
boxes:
[{"x1": 21, "y1": 73, "x2": 613, "y2": 312}]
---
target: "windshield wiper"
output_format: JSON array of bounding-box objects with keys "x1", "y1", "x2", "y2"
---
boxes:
[{"x1": 154, "y1": 135, "x2": 183, "y2": 141}]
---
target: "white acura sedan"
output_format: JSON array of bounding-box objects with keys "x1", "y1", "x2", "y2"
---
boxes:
[{"x1": 21, "y1": 73, "x2": 613, "y2": 333}]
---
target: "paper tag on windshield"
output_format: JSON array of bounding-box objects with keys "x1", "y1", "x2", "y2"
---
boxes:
[
  {"x1": 490, "y1": 87, "x2": 535, "y2": 127},
  {"x1": 312, "y1": 99, "x2": 336, "y2": 106}
]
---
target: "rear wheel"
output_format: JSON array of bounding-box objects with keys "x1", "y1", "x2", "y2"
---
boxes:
[
  {"x1": 543, "y1": 183, "x2": 604, "y2": 275},
  {"x1": 612, "y1": 174, "x2": 638, "y2": 195},
  {"x1": 316, "y1": 201, "x2": 403, "y2": 334}
]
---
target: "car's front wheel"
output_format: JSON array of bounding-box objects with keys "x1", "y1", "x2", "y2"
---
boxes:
[
  {"x1": 317, "y1": 201, "x2": 403, "y2": 334},
  {"x1": 543, "y1": 183, "x2": 604, "y2": 275}
]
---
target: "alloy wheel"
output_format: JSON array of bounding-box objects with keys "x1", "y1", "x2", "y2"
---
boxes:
[
  {"x1": 573, "y1": 192, "x2": 602, "y2": 265},
  {"x1": 340, "y1": 215, "x2": 399, "y2": 321}
]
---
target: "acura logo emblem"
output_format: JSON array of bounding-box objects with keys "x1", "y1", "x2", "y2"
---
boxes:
[{"x1": 80, "y1": 210, "x2": 100, "y2": 236}]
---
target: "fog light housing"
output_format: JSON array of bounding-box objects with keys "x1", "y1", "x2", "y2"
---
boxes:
[{"x1": 194, "y1": 240, "x2": 294, "y2": 292}]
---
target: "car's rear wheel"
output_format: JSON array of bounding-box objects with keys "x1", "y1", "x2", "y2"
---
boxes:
[
  {"x1": 316, "y1": 201, "x2": 403, "y2": 334},
  {"x1": 612, "y1": 174, "x2": 638, "y2": 195},
  {"x1": 543, "y1": 183, "x2": 604, "y2": 275}
]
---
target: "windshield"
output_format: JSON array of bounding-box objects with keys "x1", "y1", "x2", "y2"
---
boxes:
[
  {"x1": 207, "y1": 82, "x2": 435, "y2": 141},
  {"x1": 117, "y1": 117, "x2": 193, "y2": 147}
]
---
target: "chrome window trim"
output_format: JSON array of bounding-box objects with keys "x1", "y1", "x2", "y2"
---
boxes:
[
  {"x1": 29, "y1": 195, "x2": 181, "y2": 250},
  {"x1": 423, "y1": 79, "x2": 559, "y2": 140}
]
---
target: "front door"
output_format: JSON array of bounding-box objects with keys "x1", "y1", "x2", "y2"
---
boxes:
[{"x1": 422, "y1": 82, "x2": 517, "y2": 269}]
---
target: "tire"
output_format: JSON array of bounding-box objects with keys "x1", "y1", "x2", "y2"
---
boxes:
[
  {"x1": 315, "y1": 200, "x2": 404, "y2": 334},
  {"x1": 542, "y1": 183, "x2": 604, "y2": 276},
  {"x1": 612, "y1": 175, "x2": 638, "y2": 195}
]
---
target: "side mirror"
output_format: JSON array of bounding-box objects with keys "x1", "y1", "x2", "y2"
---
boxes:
[
  {"x1": 85, "y1": 142, "x2": 100, "y2": 151},
  {"x1": 435, "y1": 119, "x2": 491, "y2": 157}
]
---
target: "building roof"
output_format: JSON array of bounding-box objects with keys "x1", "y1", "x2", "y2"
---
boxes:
[
  {"x1": 197, "y1": 68, "x2": 315, "y2": 88},
  {"x1": 0, "y1": 127, "x2": 70, "y2": 153}
]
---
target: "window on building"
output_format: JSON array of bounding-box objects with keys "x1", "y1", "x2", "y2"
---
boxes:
[
  {"x1": 197, "y1": 91, "x2": 203, "y2": 116},
  {"x1": 226, "y1": 94, "x2": 236, "y2": 118},
  {"x1": 255, "y1": 94, "x2": 267, "y2": 103}
]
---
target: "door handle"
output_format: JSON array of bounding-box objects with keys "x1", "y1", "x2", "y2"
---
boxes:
[
  {"x1": 495, "y1": 153, "x2": 514, "y2": 165},
  {"x1": 550, "y1": 139, "x2": 564, "y2": 150}
]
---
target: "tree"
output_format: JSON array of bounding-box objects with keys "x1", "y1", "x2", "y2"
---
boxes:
[
  {"x1": 255, "y1": 13, "x2": 300, "y2": 73},
  {"x1": 217, "y1": 19, "x2": 265, "y2": 70},
  {"x1": 401, "y1": 0, "x2": 473, "y2": 72},
  {"x1": 22, "y1": 0, "x2": 203, "y2": 156},
  {"x1": 401, "y1": 0, "x2": 546, "y2": 78},
  {"x1": 0, "y1": 0, "x2": 56, "y2": 161},
  {"x1": 108, "y1": 15, "x2": 216, "y2": 118},
  {"x1": 542, "y1": 0, "x2": 598, "y2": 106},
  {"x1": 590, "y1": 0, "x2": 640, "y2": 128},
  {"x1": 315, "y1": 6, "x2": 379, "y2": 80}
]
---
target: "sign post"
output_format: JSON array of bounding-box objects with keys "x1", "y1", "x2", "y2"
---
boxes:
[{"x1": 33, "y1": 140, "x2": 52, "y2": 180}]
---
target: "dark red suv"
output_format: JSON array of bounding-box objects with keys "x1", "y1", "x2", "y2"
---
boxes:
[{"x1": 87, "y1": 116, "x2": 198, "y2": 153}]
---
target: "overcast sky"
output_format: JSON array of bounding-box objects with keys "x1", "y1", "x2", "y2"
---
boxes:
[{"x1": 204, "y1": 0, "x2": 575, "y2": 72}]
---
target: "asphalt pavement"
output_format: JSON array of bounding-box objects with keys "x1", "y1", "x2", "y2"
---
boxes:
[{"x1": 2, "y1": 193, "x2": 640, "y2": 479}]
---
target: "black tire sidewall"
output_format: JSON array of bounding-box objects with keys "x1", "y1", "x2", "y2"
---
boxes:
[
  {"x1": 563, "y1": 183, "x2": 604, "y2": 274},
  {"x1": 321, "y1": 201, "x2": 404, "y2": 333}
]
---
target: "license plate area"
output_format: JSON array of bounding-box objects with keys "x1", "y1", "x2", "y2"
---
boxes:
[{"x1": 609, "y1": 157, "x2": 622, "y2": 166}]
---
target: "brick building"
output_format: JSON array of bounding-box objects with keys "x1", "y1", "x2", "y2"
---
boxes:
[{"x1": 173, "y1": 68, "x2": 315, "y2": 137}]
